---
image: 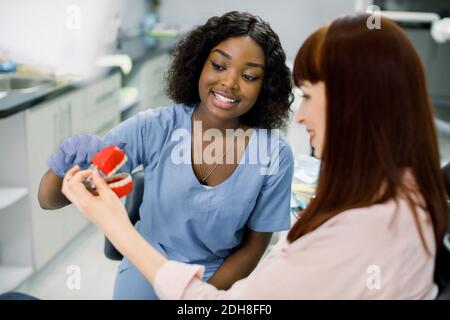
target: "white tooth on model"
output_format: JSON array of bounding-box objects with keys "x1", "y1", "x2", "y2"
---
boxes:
[
  {"x1": 108, "y1": 155, "x2": 127, "y2": 176},
  {"x1": 108, "y1": 174, "x2": 132, "y2": 188}
]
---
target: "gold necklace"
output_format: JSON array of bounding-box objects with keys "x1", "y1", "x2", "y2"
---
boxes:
[{"x1": 193, "y1": 105, "x2": 242, "y2": 184}]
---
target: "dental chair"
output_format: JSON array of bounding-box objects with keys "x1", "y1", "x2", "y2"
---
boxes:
[
  {"x1": 104, "y1": 167, "x2": 450, "y2": 299},
  {"x1": 436, "y1": 163, "x2": 450, "y2": 300},
  {"x1": 435, "y1": 231, "x2": 450, "y2": 300}
]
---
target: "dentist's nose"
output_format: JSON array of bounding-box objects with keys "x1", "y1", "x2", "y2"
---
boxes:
[{"x1": 221, "y1": 71, "x2": 239, "y2": 90}]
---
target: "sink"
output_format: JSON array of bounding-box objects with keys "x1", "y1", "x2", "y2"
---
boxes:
[{"x1": 0, "y1": 74, "x2": 57, "y2": 93}]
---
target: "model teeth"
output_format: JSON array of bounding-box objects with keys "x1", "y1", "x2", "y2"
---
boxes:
[
  {"x1": 214, "y1": 92, "x2": 238, "y2": 103},
  {"x1": 105, "y1": 173, "x2": 132, "y2": 188},
  {"x1": 108, "y1": 155, "x2": 127, "y2": 176}
]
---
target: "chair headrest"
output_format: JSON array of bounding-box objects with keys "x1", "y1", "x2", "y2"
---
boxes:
[{"x1": 442, "y1": 162, "x2": 450, "y2": 196}]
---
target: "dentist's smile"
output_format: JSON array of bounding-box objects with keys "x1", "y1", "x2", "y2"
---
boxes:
[{"x1": 211, "y1": 90, "x2": 241, "y2": 110}]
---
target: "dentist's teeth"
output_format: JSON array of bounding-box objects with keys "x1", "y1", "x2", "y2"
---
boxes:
[{"x1": 214, "y1": 92, "x2": 238, "y2": 103}]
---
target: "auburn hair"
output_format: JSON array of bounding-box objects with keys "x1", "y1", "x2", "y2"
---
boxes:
[{"x1": 288, "y1": 14, "x2": 448, "y2": 253}]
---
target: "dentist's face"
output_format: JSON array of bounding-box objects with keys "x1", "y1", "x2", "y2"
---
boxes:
[
  {"x1": 295, "y1": 81, "x2": 326, "y2": 158},
  {"x1": 198, "y1": 36, "x2": 265, "y2": 122}
]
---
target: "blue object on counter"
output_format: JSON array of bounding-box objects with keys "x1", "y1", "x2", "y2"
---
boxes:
[
  {"x1": 293, "y1": 155, "x2": 321, "y2": 185},
  {"x1": 141, "y1": 12, "x2": 158, "y2": 48},
  {"x1": 0, "y1": 61, "x2": 17, "y2": 73}
]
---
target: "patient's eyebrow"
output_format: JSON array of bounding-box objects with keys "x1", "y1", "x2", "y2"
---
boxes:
[{"x1": 212, "y1": 49, "x2": 265, "y2": 70}]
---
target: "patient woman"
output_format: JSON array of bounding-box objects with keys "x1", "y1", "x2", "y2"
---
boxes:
[{"x1": 61, "y1": 14, "x2": 448, "y2": 299}]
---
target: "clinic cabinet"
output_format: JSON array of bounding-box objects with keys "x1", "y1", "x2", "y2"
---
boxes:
[{"x1": 0, "y1": 71, "x2": 121, "y2": 291}]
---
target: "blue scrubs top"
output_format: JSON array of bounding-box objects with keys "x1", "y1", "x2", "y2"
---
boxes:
[{"x1": 103, "y1": 104, "x2": 294, "y2": 299}]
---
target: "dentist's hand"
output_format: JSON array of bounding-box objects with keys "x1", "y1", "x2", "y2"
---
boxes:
[
  {"x1": 47, "y1": 134, "x2": 108, "y2": 177},
  {"x1": 61, "y1": 166, "x2": 132, "y2": 235}
]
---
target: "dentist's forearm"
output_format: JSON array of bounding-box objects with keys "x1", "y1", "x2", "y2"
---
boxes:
[
  {"x1": 107, "y1": 222, "x2": 167, "y2": 284},
  {"x1": 38, "y1": 169, "x2": 71, "y2": 209}
]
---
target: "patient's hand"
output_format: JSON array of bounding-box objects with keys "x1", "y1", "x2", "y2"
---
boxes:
[{"x1": 61, "y1": 166, "x2": 132, "y2": 237}]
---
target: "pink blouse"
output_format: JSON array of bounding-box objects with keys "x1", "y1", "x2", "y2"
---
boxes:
[{"x1": 154, "y1": 196, "x2": 438, "y2": 299}]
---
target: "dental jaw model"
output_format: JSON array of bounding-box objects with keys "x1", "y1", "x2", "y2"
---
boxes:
[{"x1": 83, "y1": 145, "x2": 133, "y2": 198}]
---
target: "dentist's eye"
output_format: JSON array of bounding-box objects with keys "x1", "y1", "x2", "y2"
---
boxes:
[
  {"x1": 243, "y1": 73, "x2": 257, "y2": 81},
  {"x1": 211, "y1": 61, "x2": 225, "y2": 71}
]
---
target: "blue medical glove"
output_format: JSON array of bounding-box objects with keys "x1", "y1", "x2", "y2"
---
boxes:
[{"x1": 47, "y1": 134, "x2": 108, "y2": 177}]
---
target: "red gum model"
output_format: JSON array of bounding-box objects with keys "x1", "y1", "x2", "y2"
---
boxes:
[{"x1": 88, "y1": 145, "x2": 133, "y2": 198}]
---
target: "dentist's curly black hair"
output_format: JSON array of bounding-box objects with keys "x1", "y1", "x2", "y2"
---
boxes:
[{"x1": 165, "y1": 11, "x2": 294, "y2": 129}]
